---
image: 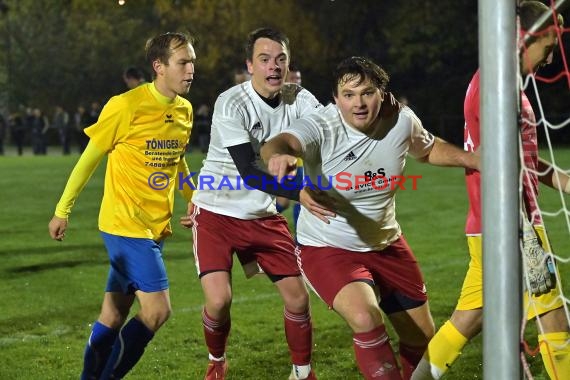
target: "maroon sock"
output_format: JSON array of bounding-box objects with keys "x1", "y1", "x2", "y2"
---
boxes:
[
  {"x1": 353, "y1": 325, "x2": 402, "y2": 380},
  {"x1": 202, "y1": 308, "x2": 230, "y2": 359},
  {"x1": 284, "y1": 308, "x2": 313, "y2": 365},
  {"x1": 399, "y1": 343, "x2": 426, "y2": 379}
]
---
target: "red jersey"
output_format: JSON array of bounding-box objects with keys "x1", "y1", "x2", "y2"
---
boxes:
[{"x1": 463, "y1": 69, "x2": 540, "y2": 235}]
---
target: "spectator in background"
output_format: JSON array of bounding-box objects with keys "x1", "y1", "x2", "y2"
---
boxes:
[
  {"x1": 123, "y1": 66, "x2": 147, "y2": 89},
  {"x1": 52, "y1": 105, "x2": 71, "y2": 155},
  {"x1": 9, "y1": 111, "x2": 25, "y2": 156},
  {"x1": 194, "y1": 104, "x2": 211, "y2": 153},
  {"x1": 87, "y1": 101, "x2": 101, "y2": 125},
  {"x1": 233, "y1": 67, "x2": 251, "y2": 85},
  {"x1": 286, "y1": 64, "x2": 302, "y2": 85},
  {"x1": 74, "y1": 101, "x2": 101, "y2": 153},
  {"x1": 0, "y1": 112, "x2": 6, "y2": 155},
  {"x1": 31, "y1": 108, "x2": 49, "y2": 155},
  {"x1": 74, "y1": 104, "x2": 90, "y2": 153}
]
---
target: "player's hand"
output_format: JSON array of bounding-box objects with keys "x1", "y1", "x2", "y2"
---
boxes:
[
  {"x1": 299, "y1": 187, "x2": 337, "y2": 224},
  {"x1": 267, "y1": 154, "x2": 297, "y2": 182},
  {"x1": 521, "y1": 221, "x2": 555, "y2": 296},
  {"x1": 180, "y1": 202, "x2": 196, "y2": 228},
  {"x1": 48, "y1": 216, "x2": 68, "y2": 241}
]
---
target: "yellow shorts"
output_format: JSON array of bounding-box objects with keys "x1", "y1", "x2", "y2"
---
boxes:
[{"x1": 457, "y1": 226, "x2": 563, "y2": 319}]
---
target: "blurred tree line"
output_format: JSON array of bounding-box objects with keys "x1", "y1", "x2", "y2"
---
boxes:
[{"x1": 0, "y1": 0, "x2": 568, "y2": 144}]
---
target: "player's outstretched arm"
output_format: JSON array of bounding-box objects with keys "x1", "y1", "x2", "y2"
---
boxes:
[
  {"x1": 267, "y1": 154, "x2": 298, "y2": 182},
  {"x1": 48, "y1": 141, "x2": 106, "y2": 241},
  {"x1": 261, "y1": 132, "x2": 302, "y2": 159},
  {"x1": 48, "y1": 216, "x2": 68, "y2": 241},
  {"x1": 419, "y1": 137, "x2": 480, "y2": 170},
  {"x1": 537, "y1": 157, "x2": 570, "y2": 194},
  {"x1": 262, "y1": 133, "x2": 337, "y2": 222},
  {"x1": 261, "y1": 132, "x2": 304, "y2": 181},
  {"x1": 227, "y1": 142, "x2": 302, "y2": 200}
]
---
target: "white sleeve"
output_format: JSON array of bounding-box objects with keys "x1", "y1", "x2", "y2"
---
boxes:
[
  {"x1": 212, "y1": 94, "x2": 251, "y2": 148},
  {"x1": 282, "y1": 116, "x2": 323, "y2": 162},
  {"x1": 407, "y1": 112, "x2": 435, "y2": 159},
  {"x1": 297, "y1": 89, "x2": 323, "y2": 117}
]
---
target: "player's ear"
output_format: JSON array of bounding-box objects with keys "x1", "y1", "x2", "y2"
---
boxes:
[
  {"x1": 246, "y1": 60, "x2": 254, "y2": 75},
  {"x1": 153, "y1": 59, "x2": 164, "y2": 77}
]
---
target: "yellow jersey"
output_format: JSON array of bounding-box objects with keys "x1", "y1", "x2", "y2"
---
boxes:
[{"x1": 85, "y1": 83, "x2": 193, "y2": 240}]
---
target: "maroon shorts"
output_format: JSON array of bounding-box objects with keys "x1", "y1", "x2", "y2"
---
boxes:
[
  {"x1": 298, "y1": 236, "x2": 427, "y2": 313},
  {"x1": 192, "y1": 206, "x2": 299, "y2": 278}
]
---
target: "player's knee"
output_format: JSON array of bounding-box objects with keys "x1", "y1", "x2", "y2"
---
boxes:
[
  {"x1": 139, "y1": 305, "x2": 172, "y2": 332},
  {"x1": 99, "y1": 308, "x2": 129, "y2": 329},
  {"x1": 277, "y1": 276, "x2": 310, "y2": 313},
  {"x1": 282, "y1": 288, "x2": 309, "y2": 313},
  {"x1": 346, "y1": 309, "x2": 383, "y2": 333},
  {"x1": 205, "y1": 295, "x2": 232, "y2": 316},
  {"x1": 99, "y1": 314, "x2": 127, "y2": 330},
  {"x1": 283, "y1": 296, "x2": 309, "y2": 314}
]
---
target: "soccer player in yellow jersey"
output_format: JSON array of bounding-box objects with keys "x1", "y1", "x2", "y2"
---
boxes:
[{"x1": 48, "y1": 32, "x2": 196, "y2": 379}]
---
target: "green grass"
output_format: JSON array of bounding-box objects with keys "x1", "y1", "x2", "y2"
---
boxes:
[{"x1": 0, "y1": 148, "x2": 568, "y2": 379}]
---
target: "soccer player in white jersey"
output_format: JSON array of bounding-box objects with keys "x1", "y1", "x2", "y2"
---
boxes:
[
  {"x1": 261, "y1": 56, "x2": 480, "y2": 379},
  {"x1": 182, "y1": 27, "x2": 327, "y2": 380}
]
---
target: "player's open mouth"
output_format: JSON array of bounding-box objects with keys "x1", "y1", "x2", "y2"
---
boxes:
[{"x1": 266, "y1": 75, "x2": 282, "y2": 85}]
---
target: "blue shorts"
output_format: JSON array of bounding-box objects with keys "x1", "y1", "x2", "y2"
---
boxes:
[{"x1": 101, "y1": 232, "x2": 169, "y2": 294}]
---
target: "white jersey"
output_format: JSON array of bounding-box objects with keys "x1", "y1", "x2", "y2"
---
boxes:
[
  {"x1": 285, "y1": 104, "x2": 435, "y2": 251},
  {"x1": 192, "y1": 81, "x2": 322, "y2": 219}
]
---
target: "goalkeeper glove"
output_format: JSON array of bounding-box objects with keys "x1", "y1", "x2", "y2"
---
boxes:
[{"x1": 521, "y1": 219, "x2": 556, "y2": 296}]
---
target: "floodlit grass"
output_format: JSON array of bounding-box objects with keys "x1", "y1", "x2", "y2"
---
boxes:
[{"x1": 0, "y1": 148, "x2": 568, "y2": 379}]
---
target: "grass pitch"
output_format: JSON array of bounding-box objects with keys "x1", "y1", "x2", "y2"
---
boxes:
[{"x1": 0, "y1": 148, "x2": 568, "y2": 379}]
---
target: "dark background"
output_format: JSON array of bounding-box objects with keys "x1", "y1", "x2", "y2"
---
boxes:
[{"x1": 0, "y1": 0, "x2": 568, "y2": 145}]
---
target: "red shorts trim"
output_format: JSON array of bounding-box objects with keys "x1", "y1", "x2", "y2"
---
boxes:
[
  {"x1": 298, "y1": 236, "x2": 427, "y2": 309},
  {"x1": 192, "y1": 206, "x2": 299, "y2": 277}
]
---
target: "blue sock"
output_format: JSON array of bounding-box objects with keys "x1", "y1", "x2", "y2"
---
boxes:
[
  {"x1": 81, "y1": 321, "x2": 118, "y2": 380},
  {"x1": 99, "y1": 318, "x2": 154, "y2": 379}
]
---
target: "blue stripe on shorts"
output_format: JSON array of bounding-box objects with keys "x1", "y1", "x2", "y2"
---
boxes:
[{"x1": 101, "y1": 232, "x2": 169, "y2": 294}]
